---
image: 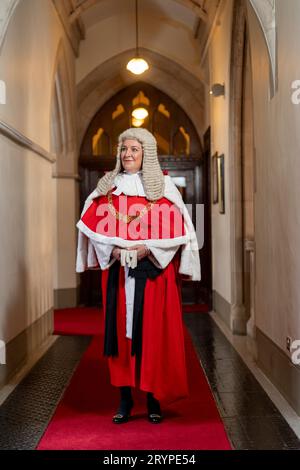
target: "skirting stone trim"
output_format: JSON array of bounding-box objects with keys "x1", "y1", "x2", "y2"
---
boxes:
[
  {"x1": 212, "y1": 290, "x2": 231, "y2": 329},
  {"x1": 54, "y1": 287, "x2": 79, "y2": 309},
  {"x1": 256, "y1": 328, "x2": 300, "y2": 416},
  {"x1": 0, "y1": 120, "x2": 56, "y2": 163},
  {"x1": 0, "y1": 308, "x2": 54, "y2": 389}
]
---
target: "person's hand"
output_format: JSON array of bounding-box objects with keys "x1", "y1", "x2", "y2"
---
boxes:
[
  {"x1": 111, "y1": 247, "x2": 121, "y2": 261},
  {"x1": 127, "y1": 245, "x2": 150, "y2": 261}
]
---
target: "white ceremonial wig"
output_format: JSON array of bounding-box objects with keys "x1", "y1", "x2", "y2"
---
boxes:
[{"x1": 96, "y1": 128, "x2": 165, "y2": 201}]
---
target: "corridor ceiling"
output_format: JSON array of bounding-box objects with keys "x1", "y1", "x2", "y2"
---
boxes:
[
  {"x1": 61, "y1": 0, "x2": 218, "y2": 142},
  {"x1": 70, "y1": 0, "x2": 210, "y2": 27},
  {"x1": 67, "y1": 0, "x2": 221, "y2": 77}
]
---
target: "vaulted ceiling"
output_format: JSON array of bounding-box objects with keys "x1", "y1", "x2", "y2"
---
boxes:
[
  {"x1": 52, "y1": 0, "x2": 222, "y2": 140},
  {"x1": 69, "y1": 0, "x2": 209, "y2": 26},
  {"x1": 64, "y1": 0, "x2": 221, "y2": 71},
  {"x1": 49, "y1": 0, "x2": 276, "y2": 144}
]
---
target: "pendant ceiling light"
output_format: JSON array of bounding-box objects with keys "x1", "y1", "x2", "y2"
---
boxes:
[
  {"x1": 126, "y1": 0, "x2": 149, "y2": 75},
  {"x1": 132, "y1": 107, "x2": 148, "y2": 119},
  {"x1": 131, "y1": 117, "x2": 144, "y2": 127}
]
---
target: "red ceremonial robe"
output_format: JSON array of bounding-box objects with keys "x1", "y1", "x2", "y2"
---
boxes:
[{"x1": 80, "y1": 191, "x2": 189, "y2": 406}]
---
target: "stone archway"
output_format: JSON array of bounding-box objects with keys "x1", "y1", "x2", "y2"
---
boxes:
[
  {"x1": 50, "y1": 40, "x2": 79, "y2": 308},
  {"x1": 0, "y1": 0, "x2": 19, "y2": 54},
  {"x1": 228, "y1": 0, "x2": 248, "y2": 334},
  {"x1": 77, "y1": 47, "x2": 206, "y2": 152},
  {"x1": 248, "y1": 0, "x2": 277, "y2": 96},
  {"x1": 229, "y1": 1, "x2": 276, "y2": 336}
]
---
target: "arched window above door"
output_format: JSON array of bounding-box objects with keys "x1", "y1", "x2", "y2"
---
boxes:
[
  {"x1": 173, "y1": 126, "x2": 190, "y2": 156},
  {"x1": 92, "y1": 128, "x2": 110, "y2": 156},
  {"x1": 81, "y1": 82, "x2": 201, "y2": 160}
]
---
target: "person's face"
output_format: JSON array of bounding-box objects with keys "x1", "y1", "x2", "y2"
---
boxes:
[{"x1": 120, "y1": 139, "x2": 143, "y2": 174}]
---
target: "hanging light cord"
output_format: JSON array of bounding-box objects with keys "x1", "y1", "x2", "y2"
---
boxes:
[{"x1": 136, "y1": 0, "x2": 139, "y2": 57}]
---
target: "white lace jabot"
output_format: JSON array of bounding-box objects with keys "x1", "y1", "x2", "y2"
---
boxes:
[{"x1": 112, "y1": 171, "x2": 146, "y2": 196}]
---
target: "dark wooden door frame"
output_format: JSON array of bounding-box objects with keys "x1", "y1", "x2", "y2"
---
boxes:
[{"x1": 202, "y1": 127, "x2": 213, "y2": 309}]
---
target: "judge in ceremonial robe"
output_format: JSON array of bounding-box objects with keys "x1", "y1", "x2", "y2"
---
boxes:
[{"x1": 76, "y1": 128, "x2": 201, "y2": 424}]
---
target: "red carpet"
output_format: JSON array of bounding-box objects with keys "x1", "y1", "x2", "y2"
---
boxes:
[
  {"x1": 54, "y1": 307, "x2": 102, "y2": 336},
  {"x1": 54, "y1": 306, "x2": 209, "y2": 335},
  {"x1": 37, "y1": 308, "x2": 231, "y2": 450}
]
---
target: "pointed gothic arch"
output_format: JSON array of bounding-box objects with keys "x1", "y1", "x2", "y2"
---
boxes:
[{"x1": 0, "y1": 0, "x2": 19, "y2": 54}]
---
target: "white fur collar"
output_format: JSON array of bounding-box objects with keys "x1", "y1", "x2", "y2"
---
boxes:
[{"x1": 77, "y1": 175, "x2": 201, "y2": 280}]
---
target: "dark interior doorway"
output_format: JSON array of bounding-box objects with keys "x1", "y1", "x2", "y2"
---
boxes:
[{"x1": 78, "y1": 83, "x2": 212, "y2": 307}]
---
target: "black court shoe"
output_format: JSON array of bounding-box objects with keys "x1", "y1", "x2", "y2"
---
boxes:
[
  {"x1": 148, "y1": 413, "x2": 162, "y2": 424},
  {"x1": 112, "y1": 387, "x2": 134, "y2": 424},
  {"x1": 147, "y1": 392, "x2": 162, "y2": 424},
  {"x1": 112, "y1": 402, "x2": 134, "y2": 424}
]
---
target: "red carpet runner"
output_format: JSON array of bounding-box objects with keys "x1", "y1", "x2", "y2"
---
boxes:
[{"x1": 37, "y1": 307, "x2": 231, "y2": 450}]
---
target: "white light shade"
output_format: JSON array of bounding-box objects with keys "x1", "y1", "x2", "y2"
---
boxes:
[
  {"x1": 132, "y1": 117, "x2": 144, "y2": 127},
  {"x1": 126, "y1": 57, "x2": 149, "y2": 75},
  {"x1": 132, "y1": 107, "x2": 148, "y2": 119}
]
